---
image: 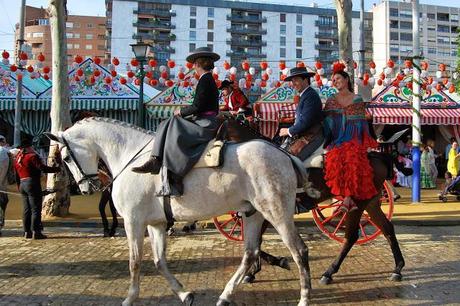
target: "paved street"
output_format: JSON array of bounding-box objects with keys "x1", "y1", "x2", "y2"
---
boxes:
[{"x1": 0, "y1": 225, "x2": 459, "y2": 305}]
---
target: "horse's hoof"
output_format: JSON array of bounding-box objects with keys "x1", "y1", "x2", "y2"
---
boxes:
[
  {"x1": 320, "y1": 275, "x2": 333, "y2": 285},
  {"x1": 389, "y1": 273, "x2": 402, "y2": 282},
  {"x1": 184, "y1": 293, "x2": 194, "y2": 306},
  {"x1": 216, "y1": 298, "x2": 231, "y2": 306},
  {"x1": 242, "y1": 275, "x2": 255, "y2": 284},
  {"x1": 103, "y1": 229, "x2": 110, "y2": 237},
  {"x1": 279, "y1": 257, "x2": 290, "y2": 270},
  {"x1": 109, "y1": 229, "x2": 117, "y2": 237}
]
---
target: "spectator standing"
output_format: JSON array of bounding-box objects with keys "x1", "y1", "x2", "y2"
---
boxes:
[
  {"x1": 421, "y1": 145, "x2": 436, "y2": 188},
  {"x1": 445, "y1": 137, "x2": 458, "y2": 160},
  {"x1": 447, "y1": 141, "x2": 460, "y2": 178},
  {"x1": 0, "y1": 136, "x2": 9, "y2": 236},
  {"x1": 14, "y1": 138, "x2": 60, "y2": 239},
  {"x1": 426, "y1": 139, "x2": 438, "y2": 183}
]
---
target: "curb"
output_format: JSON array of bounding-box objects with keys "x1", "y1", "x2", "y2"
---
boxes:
[{"x1": 5, "y1": 218, "x2": 460, "y2": 229}]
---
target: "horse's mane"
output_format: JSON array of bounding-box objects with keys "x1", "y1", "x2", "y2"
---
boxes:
[{"x1": 75, "y1": 117, "x2": 155, "y2": 136}]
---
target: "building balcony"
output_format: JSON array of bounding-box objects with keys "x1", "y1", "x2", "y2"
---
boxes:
[
  {"x1": 315, "y1": 55, "x2": 338, "y2": 62},
  {"x1": 133, "y1": 21, "x2": 175, "y2": 30},
  {"x1": 315, "y1": 44, "x2": 338, "y2": 51},
  {"x1": 227, "y1": 38, "x2": 266, "y2": 47},
  {"x1": 151, "y1": 45, "x2": 175, "y2": 54},
  {"x1": 133, "y1": 33, "x2": 176, "y2": 41},
  {"x1": 315, "y1": 21, "x2": 338, "y2": 28},
  {"x1": 315, "y1": 32, "x2": 337, "y2": 39},
  {"x1": 134, "y1": 8, "x2": 176, "y2": 17},
  {"x1": 227, "y1": 50, "x2": 266, "y2": 58},
  {"x1": 227, "y1": 26, "x2": 267, "y2": 35},
  {"x1": 226, "y1": 14, "x2": 267, "y2": 23}
]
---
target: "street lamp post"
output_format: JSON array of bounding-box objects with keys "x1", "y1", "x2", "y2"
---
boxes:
[{"x1": 130, "y1": 40, "x2": 152, "y2": 128}]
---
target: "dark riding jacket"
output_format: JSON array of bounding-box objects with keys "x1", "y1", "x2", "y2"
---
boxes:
[
  {"x1": 180, "y1": 72, "x2": 219, "y2": 118},
  {"x1": 288, "y1": 86, "x2": 323, "y2": 137}
]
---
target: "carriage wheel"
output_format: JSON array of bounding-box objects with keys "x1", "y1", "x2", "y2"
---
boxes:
[
  {"x1": 213, "y1": 211, "x2": 244, "y2": 241},
  {"x1": 311, "y1": 181, "x2": 394, "y2": 245}
]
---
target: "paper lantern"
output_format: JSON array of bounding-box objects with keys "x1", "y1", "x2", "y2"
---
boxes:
[
  {"x1": 127, "y1": 71, "x2": 135, "y2": 78},
  {"x1": 427, "y1": 76, "x2": 433, "y2": 84},
  {"x1": 296, "y1": 61, "x2": 305, "y2": 68},
  {"x1": 260, "y1": 80, "x2": 267, "y2": 88},
  {"x1": 76, "y1": 69, "x2": 84, "y2": 77},
  {"x1": 17, "y1": 73, "x2": 23, "y2": 81},
  {"x1": 1, "y1": 50, "x2": 9, "y2": 59},
  {"x1": 278, "y1": 61, "x2": 286, "y2": 71},
  {"x1": 149, "y1": 79, "x2": 158, "y2": 86},
  {"x1": 369, "y1": 61, "x2": 376, "y2": 69},
  {"x1": 449, "y1": 84, "x2": 455, "y2": 93},
  {"x1": 314, "y1": 74, "x2": 321, "y2": 81},
  {"x1": 370, "y1": 68, "x2": 376, "y2": 75},
  {"x1": 363, "y1": 73, "x2": 370, "y2": 81},
  {"x1": 315, "y1": 61, "x2": 322, "y2": 70},
  {"x1": 439, "y1": 63, "x2": 446, "y2": 72},
  {"x1": 10, "y1": 64, "x2": 17, "y2": 72},
  {"x1": 386, "y1": 59, "x2": 395, "y2": 68},
  {"x1": 111, "y1": 70, "x2": 117, "y2": 77},
  {"x1": 280, "y1": 74, "x2": 286, "y2": 81},
  {"x1": 229, "y1": 74, "x2": 236, "y2": 81},
  {"x1": 74, "y1": 75, "x2": 80, "y2": 82},
  {"x1": 266, "y1": 67, "x2": 273, "y2": 75},
  {"x1": 186, "y1": 61, "x2": 194, "y2": 69},
  {"x1": 120, "y1": 77, "x2": 127, "y2": 85},
  {"x1": 261, "y1": 73, "x2": 269, "y2": 81},
  {"x1": 130, "y1": 58, "x2": 139, "y2": 67},
  {"x1": 317, "y1": 68, "x2": 324, "y2": 76},
  {"x1": 112, "y1": 57, "x2": 120, "y2": 66},
  {"x1": 26, "y1": 66, "x2": 34, "y2": 73},
  {"x1": 93, "y1": 57, "x2": 102, "y2": 65},
  {"x1": 421, "y1": 61, "x2": 429, "y2": 71},
  {"x1": 260, "y1": 61, "x2": 268, "y2": 70},
  {"x1": 178, "y1": 72, "x2": 185, "y2": 80},
  {"x1": 165, "y1": 79, "x2": 174, "y2": 87},
  {"x1": 167, "y1": 60, "x2": 175, "y2": 68},
  {"x1": 246, "y1": 74, "x2": 252, "y2": 82},
  {"x1": 242, "y1": 61, "x2": 250, "y2": 71},
  {"x1": 245, "y1": 80, "x2": 251, "y2": 89},
  {"x1": 248, "y1": 67, "x2": 255, "y2": 75},
  {"x1": 212, "y1": 73, "x2": 219, "y2": 80},
  {"x1": 229, "y1": 67, "x2": 237, "y2": 75},
  {"x1": 435, "y1": 71, "x2": 442, "y2": 79},
  {"x1": 37, "y1": 53, "x2": 45, "y2": 62},
  {"x1": 93, "y1": 69, "x2": 101, "y2": 77},
  {"x1": 353, "y1": 61, "x2": 357, "y2": 69},
  {"x1": 183, "y1": 80, "x2": 190, "y2": 87},
  {"x1": 213, "y1": 67, "x2": 220, "y2": 75},
  {"x1": 397, "y1": 74, "x2": 404, "y2": 81},
  {"x1": 435, "y1": 83, "x2": 442, "y2": 91},
  {"x1": 377, "y1": 79, "x2": 383, "y2": 86},
  {"x1": 104, "y1": 76, "x2": 112, "y2": 84},
  {"x1": 134, "y1": 78, "x2": 140, "y2": 86},
  {"x1": 403, "y1": 68, "x2": 410, "y2": 75},
  {"x1": 43, "y1": 74, "x2": 49, "y2": 80},
  {"x1": 404, "y1": 60, "x2": 412, "y2": 68},
  {"x1": 90, "y1": 76, "x2": 96, "y2": 84},
  {"x1": 160, "y1": 71, "x2": 168, "y2": 79}
]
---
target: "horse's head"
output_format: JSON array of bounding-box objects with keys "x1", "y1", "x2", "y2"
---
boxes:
[
  {"x1": 216, "y1": 112, "x2": 267, "y2": 143},
  {"x1": 44, "y1": 131, "x2": 100, "y2": 195}
]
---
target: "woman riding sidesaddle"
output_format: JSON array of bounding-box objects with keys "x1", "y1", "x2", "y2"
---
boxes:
[{"x1": 132, "y1": 47, "x2": 220, "y2": 197}]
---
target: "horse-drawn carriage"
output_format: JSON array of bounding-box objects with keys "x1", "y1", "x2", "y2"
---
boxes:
[{"x1": 213, "y1": 103, "x2": 395, "y2": 245}]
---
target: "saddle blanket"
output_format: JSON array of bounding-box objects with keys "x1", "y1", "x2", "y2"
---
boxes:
[{"x1": 194, "y1": 140, "x2": 225, "y2": 168}]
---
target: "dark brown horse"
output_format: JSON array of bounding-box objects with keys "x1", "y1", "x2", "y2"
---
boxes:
[{"x1": 221, "y1": 114, "x2": 405, "y2": 285}]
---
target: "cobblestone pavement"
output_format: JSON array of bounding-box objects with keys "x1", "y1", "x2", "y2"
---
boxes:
[{"x1": 0, "y1": 225, "x2": 459, "y2": 306}]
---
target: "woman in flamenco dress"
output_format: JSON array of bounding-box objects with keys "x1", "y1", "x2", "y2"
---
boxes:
[{"x1": 323, "y1": 65, "x2": 378, "y2": 211}]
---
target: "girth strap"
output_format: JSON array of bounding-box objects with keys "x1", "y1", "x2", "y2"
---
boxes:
[{"x1": 163, "y1": 196, "x2": 175, "y2": 230}]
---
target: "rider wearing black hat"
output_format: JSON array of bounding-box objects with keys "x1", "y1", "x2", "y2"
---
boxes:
[
  {"x1": 132, "y1": 47, "x2": 221, "y2": 197},
  {"x1": 279, "y1": 66, "x2": 323, "y2": 160}
]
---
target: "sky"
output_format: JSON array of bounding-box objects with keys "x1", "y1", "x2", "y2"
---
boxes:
[{"x1": 0, "y1": 0, "x2": 458, "y2": 53}]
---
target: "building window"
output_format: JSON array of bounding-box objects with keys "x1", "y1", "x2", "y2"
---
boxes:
[
  {"x1": 280, "y1": 24, "x2": 286, "y2": 35},
  {"x1": 399, "y1": 10, "x2": 411, "y2": 18},
  {"x1": 400, "y1": 21, "x2": 412, "y2": 30},
  {"x1": 74, "y1": 33, "x2": 80, "y2": 38},
  {"x1": 207, "y1": 44, "x2": 213, "y2": 51},
  {"x1": 296, "y1": 14, "x2": 302, "y2": 24},
  {"x1": 400, "y1": 33, "x2": 412, "y2": 41},
  {"x1": 189, "y1": 31, "x2": 196, "y2": 41},
  {"x1": 67, "y1": 43, "x2": 73, "y2": 49},
  {"x1": 87, "y1": 23, "x2": 94, "y2": 28},
  {"x1": 38, "y1": 19, "x2": 49, "y2": 26},
  {"x1": 437, "y1": 36, "x2": 449, "y2": 44},
  {"x1": 86, "y1": 34, "x2": 94, "y2": 39},
  {"x1": 74, "y1": 44, "x2": 80, "y2": 49},
  {"x1": 296, "y1": 49, "x2": 302, "y2": 59},
  {"x1": 390, "y1": 32, "x2": 398, "y2": 40},
  {"x1": 452, "y1": 50, "x2": 458, "y2": 57},
  {"x1": 189, "y1": 43, "x2": 196, "y2": 52},
  {"x1": 190, "y1": 19, "x2": 196, "y2": 28},
  {"x1": 437, "y1": 12, "x2": 449, "y2": 22},
  {"x1": 296, "y1": 37, "x2": 302, "y2": 47},
  {"x1": 390, "y1": 20, "x2": 398, "y2": 29},
  {"x1": 208, "y1": 8, "x2": 214, "y2": 18},
  {"x1": 428, "y1": 47, "x2": 436, "y2": 54},
  {"x1": 428, "y1": 26, "x2": 435, "y2": 31},
  {"x1": 208, "y1": 20, "x2": 214, "y2": 29},
  {"x1": 280, "y1": 36, "x2": 286, "y2": 47},
  {"x1": 296, "y1": 26, "x2": 302, "y2": 36},
  {"x1": 280, "y1": 48, "x2": 286, "y2": 58},
  {"x1": 390, "y1": 44, "x2": 399, "y2": 52},
  {"x1": 26, "y1": 33, "x2": 31, "y2": 38},
  {"x1": 437, "y1": 25, "x2": 450, "y2": 33},
  {"x1": 32, "y1": 32, "x2": 44, "y2": 38},
  {"x1": 73, "y1": 22, "x2": 80, "y2": 28},
  {"x1": 207, "y1": 32, "x2": 213, "y2": 41},
  {"x1": 451, "y1": 14, "x2": 459, "y2": 22},
  {"x1": 66, "y1": 22, "x2": 73, "y2": 28},
  {"x1": 280, "y1": 13, "x2": 286, "y2": 23},
  {"x1": 85, "y1": 44, "x2": 93, "y2": 50},
  {"x1": 389, "y1": 8, "x2": 398, "y2": 17},
  {"x1": 66, "y1": 33, "x2": 73, "y2": 38},
  {"x1": 190, "y1": 6, "x2": 196, "y2": 17}
]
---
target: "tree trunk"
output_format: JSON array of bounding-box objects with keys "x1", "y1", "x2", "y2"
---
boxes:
[
  {"x1": 42, "y1": 0, "x2": 72, "y2": 218},
  {"x1": 335, "y1": 0, "x2": 354, "y2": 89}
]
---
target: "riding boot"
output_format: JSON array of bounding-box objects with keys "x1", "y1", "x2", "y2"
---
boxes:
[
  {"x1": 295, "y1": 192, "x2": 316, "y2": 213},
  {"x1": 169, "y1": 173, "x2": 184, "y2": 197},
  {"x1": 131, "y1": 156, "x2": 162, "y2": 174}
]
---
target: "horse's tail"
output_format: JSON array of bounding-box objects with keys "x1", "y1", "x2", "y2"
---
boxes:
[{"x1": 290, "y1": 156, "x2": 321, "y2": 199}]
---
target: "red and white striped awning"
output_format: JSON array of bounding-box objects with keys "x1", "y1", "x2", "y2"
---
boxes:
[
  {"x1": 367, "y1": 108, "x2": 460, "y2": 125},
  {"x1": 255, "y1": 102, "x2": 296, "y2": 138}
]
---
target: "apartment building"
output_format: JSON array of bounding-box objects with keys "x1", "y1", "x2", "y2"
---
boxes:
[
  {"x1": 106, "y1": 0, "x2": 372, "y2": 76},
  {"x1": 15, "y1": 5, "x2": 107, "y2": 68},
  {"x1": 372, "y1": 0, "x2": 459, "y2": 74}
]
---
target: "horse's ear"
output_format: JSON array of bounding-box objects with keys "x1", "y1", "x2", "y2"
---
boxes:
[{"x1": 44, "y1": 132, "x2": 63, "y2": 143}]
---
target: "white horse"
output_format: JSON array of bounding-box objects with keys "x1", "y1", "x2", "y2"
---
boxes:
[{"x1": 45, "y1": 117, "x2": 313, "y2": 306}]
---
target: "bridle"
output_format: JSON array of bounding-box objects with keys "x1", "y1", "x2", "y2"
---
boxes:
[
  {"x1": 60, "y1": 135, "x2": 153, "y2": 192},
  {"x1": 61, "y1": 136, "x2": 100, "y2": 187}
]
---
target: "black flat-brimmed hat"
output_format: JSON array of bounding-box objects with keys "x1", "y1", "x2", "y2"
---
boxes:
[
  {"x1": 186, "y1": 47, "x2": 220, "y2": 63},
  {"x1": 284, "y1": 67, "x2": 316, "y2": 81},
  {"x1": 219, "y1": 80, "x2": 234, "y2": 90}
]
